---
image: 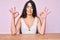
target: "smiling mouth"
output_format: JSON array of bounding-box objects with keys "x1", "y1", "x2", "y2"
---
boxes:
[{"x1": 28, "y1": 11, "x2": 32, "y2": 13}]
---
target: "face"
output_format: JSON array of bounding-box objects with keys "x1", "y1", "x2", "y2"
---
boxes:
[{"x1": 26, "y1": 3, "x2": 33, "y2": 16}]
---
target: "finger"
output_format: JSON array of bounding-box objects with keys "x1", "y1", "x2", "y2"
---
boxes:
[
  {"x1": 44, "y1": 7, "x2": 48, "y2": 12},
  {"x1": 13, "y1": 12, "x2": 18, "y2": 15},
  {"x1": 47, "y1": 9, "x2": 49, "y2": 11},
  {"x1": 9, "y1": 9, "x2": 13, "y2": 13},
  {"x1": 14, "y1": 7, "x2": 16, "y2": 11},
  {"x1": 9, "y1": 9, "x2": 11, "y2": 13},
  {"x1": 44, "y1": 7, "x2": 49, "y2": 15},
  {"x1": 15, "y1": 12, "x2": 19, "y2": 18},
  {"x1": 9, "y1": 8, "x2": 15, "y2": 14},
  {"x1": 44, "y1": 7, "x2": 47, "y2": 11},
  {"x1": 45, "y1": 8, "x2": 51, "y2": 15},
  {"x1": 9, "y1": 8, "x2": 13, "y2": 12},
  {"x1": 47, "y1": 11, "x2": 51, "y2": 15},
  {"x1": 10, "y1": 8, "x2": 13, "y2": 12},
  {"x1": 16, "y1": 12, "x2": 19, "y2": 15},
  {"x1": 40, "y1": 12, "x2": 44, "y2": 16}
]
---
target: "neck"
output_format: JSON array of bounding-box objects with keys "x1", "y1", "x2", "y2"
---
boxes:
[{"x1": 27, "y1": 15, "x2": 33, "y2": 18}]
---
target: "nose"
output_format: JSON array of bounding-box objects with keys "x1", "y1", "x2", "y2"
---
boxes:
[
  {"x1": 29, "y1": 7, "x2": 32, "y2": 11},
  {"x1": 29, "y1": 7, "x2": 31, "y2": 10}
]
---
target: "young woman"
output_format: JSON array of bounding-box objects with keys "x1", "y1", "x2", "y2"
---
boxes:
[{"x1": 9, "y1": 0, "x2": 48, "y2": 34}]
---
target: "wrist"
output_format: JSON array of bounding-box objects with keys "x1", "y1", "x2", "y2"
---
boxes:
[{"x1": 42, "y1": 18, "x2": 46, "y2": 22}]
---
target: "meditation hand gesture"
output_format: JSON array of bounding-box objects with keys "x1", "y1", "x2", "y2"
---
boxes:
[
  {"x1": 9, "y1": 7, "x2": 19, "y2": 19},
  {"x1": 40, "y1": 7, "x2": 49, "y2": 20}
]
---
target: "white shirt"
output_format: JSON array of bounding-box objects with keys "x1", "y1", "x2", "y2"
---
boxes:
[{"x1": 21, "y1": 17, "x2": 37, "y2": 34}]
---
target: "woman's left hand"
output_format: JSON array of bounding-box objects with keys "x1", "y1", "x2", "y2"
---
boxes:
[{"x1": 40, "y1": 7, "x2": 49, "y2": 19}]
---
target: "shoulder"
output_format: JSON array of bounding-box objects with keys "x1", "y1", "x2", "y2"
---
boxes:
[
  {"x1": 18, "y1": 17, "x2": 23, "y2": 21},
  {"x1": 17, "y1": 17, "x2": 22, "y2": 22},
  {"x1": 36, "y1": 17, "x2": 41, "y2": 21},
  {"x1": 18, "y1": 17, "x2": 24, "y2": 23},
  {"x1": 36, "y1": 16, "x2": 41, "y2": 23}
]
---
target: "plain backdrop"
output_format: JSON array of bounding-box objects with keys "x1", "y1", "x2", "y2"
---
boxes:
[{"x1": 0, "y1": 0, "x2": 60, "y2": 34}]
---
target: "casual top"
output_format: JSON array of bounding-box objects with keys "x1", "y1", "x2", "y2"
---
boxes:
[{"x1": 20, "y1": 17, "x2": 38, "y2": 34}]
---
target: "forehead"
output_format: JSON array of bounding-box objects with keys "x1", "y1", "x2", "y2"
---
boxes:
[{"x1": 27, "y1": 3, "x2": 32, "y2": 7}]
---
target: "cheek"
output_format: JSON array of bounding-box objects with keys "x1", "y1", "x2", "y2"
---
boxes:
[
  {"x1": 26, "y1": 8, "x2": 29, "y2": 11},
  {"x1": 26, "y1": 8, "x2": 29, "y2": 12},
  {"x1": 31, "y1": 9, "x2": 33, "y2": 13},
  {"x1": 26, "y1": 8, "x2": 29, "y2": 14},
  {"x1": 31, "y1": 9, "x2": 33, "y2": 12}
]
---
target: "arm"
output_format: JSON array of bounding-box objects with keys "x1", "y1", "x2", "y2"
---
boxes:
[
  {"x1": 37, "y1": 17, "x2": 46, "y2": 35},
  {"x1": 15, "y1": 18, "x2": 21, "y2": 34},
  {"x1": 37, "y1": 7, "x2": 48, "y2": 34},
  {"x1": 41, "y1": 19, "x2": 46, "y2": 34},
  {"x1": 11, "y1": 16, "x2": 16, "y2": 35},
  {"x1": 9, "y1": 7, "x2": 21, "y2": 35},
  {"x1": 11, "y1": 17, "x2": 21, "y2": 35}
]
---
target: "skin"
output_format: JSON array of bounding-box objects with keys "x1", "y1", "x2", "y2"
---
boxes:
[{"x1": 9, "y1": 3, "x2": 48, "y2": 35}]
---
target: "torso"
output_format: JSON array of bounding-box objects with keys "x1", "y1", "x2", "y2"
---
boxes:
[
  {"x1": 23, "y1": 17, "x2": 35, "y2": 30},
  {"x1": 20, "y1": 17, "x2": 38, "y2": 34}
]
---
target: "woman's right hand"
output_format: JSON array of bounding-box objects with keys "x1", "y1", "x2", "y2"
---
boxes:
[{"x1": 9, "y1": 7, "x2": 19, "y2": 19}]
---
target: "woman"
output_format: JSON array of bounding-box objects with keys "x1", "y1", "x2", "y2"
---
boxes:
[{"x1": 9, "y1": 0, "x2": 48, "y2": 35}]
